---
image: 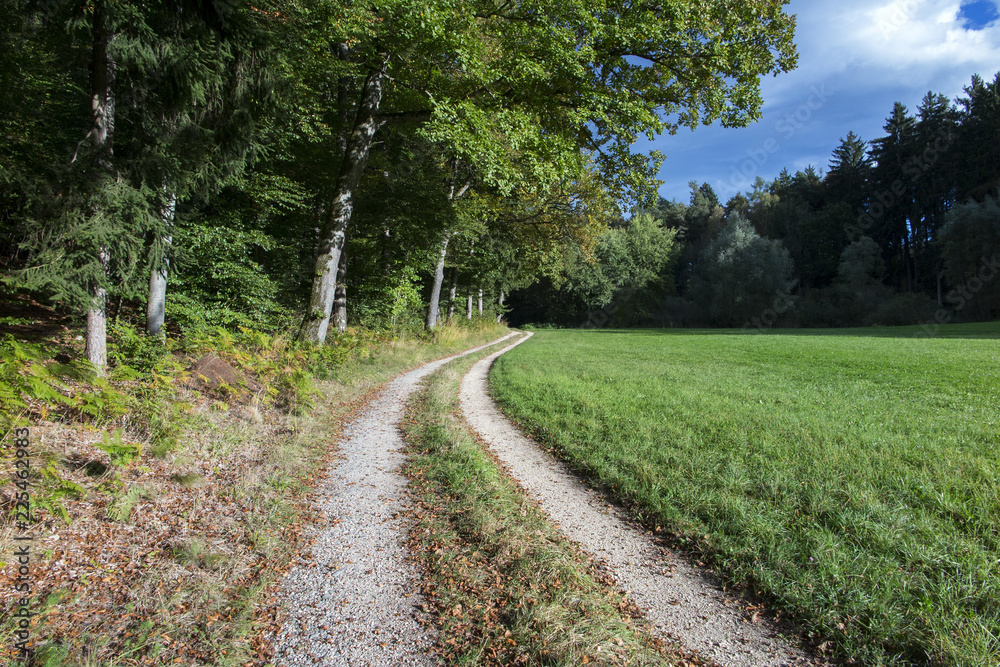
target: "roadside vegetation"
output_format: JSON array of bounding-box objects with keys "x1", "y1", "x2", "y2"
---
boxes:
[
  {"x1": 490, "y1": 325, "x2": 1000, "y2": 666},
  {"x1": 402, "y1": 339, "x2": 679, "y2": 666},
  {"x1": 0, "y1": 300, "x2": 507, "y2": 665}
]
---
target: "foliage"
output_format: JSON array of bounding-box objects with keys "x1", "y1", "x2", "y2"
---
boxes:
[
  {"x1": 96, "y1": 429, "x2": 143, "y2": 466},
  {"x1": 939, "y1": 193, "x2": 1000, "y2": 320},
  {"x1": 688, "y1": 213, "x2": 796, "y2": 327},
  {"x1": 168, "y1": 219, "x2": 294, "y2": 332}
]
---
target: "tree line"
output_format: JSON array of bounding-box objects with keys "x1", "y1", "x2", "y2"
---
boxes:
[
  {"x1": 0, "y1": 0, "x2": 798, "y2": 369},
  {"x1": 512, "y1": 72, "x2": 1000, "y2": 329}
]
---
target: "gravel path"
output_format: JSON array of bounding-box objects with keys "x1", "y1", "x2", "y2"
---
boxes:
[
  {"x1": 274, "y1": 333, "x2": 518, "y2": 667},
  {"x1": 460, "y1": 332, "x2": 821, "y2": 667}
]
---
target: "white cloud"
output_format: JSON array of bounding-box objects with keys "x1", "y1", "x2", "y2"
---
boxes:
[{"x1": 784, "y1": 0, "x2": 1000, "y2": 96}]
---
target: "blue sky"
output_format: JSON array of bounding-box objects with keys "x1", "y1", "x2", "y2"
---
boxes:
[{"x1": 644, "y1": 0, "x2": 1000, "y2": 204}]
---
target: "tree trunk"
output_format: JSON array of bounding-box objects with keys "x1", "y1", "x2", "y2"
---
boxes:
[
  {"x1": 466, "y1": 291, "x2": 473, "y2": 319},
  {"x1": 497, "y1": 290, "x2": 505, "y2": 324},
  {"x1": 447, "y1": 268, "x2": 458, "y2": 321},
  {"x1": 86, "y1": 248, "x2": 110, "y2": 372},
  {"x1": 426, "y1": 232, "x2": 451, "y2": 329},
  {"x1": 299, "y1": 59, "x2": 388, "y2": 344},
  {"x1": 333, "y1": 242, "x2": 348, "y2": 333},
  {"x1": 86, "y1": 0, "x2": 114, "y2": 372},
  {"x1": 478, "y1": 288, "x2": 483, "y2": 315},
  {"x1": 146, "y1": 191, "x2": 176, "y2": 336}
]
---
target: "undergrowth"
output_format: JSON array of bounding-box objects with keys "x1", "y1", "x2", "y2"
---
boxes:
[{"x1": 0, "y1": 310, "x2": 509, "y2": 666}]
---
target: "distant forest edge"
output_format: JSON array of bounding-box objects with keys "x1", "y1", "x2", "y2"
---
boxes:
[
  {"x1": 0, "y1": 0, "x2": 997, "y2": 369},
  {"x1": 512, "y1": 73, "x2": 1000, "y2": 329}
]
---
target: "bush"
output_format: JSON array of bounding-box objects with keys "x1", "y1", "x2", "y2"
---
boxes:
[{"x1": 867, "y1": 292, "x2": 939, "y2": 326}]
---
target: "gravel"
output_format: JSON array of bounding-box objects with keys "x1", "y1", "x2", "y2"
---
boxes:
[
  {"x1": 460, "y1": 332, "x2": 824, "y2": 667},
  {"x1": 273, "y1": 333, "x2": 518, "y2": 667}
]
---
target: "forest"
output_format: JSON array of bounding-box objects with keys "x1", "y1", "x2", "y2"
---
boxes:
[
  {"x1": 0, "y1": 0, "x2": 795, "y2": 368},
  {"x1": 1, "y1": 0, "x2": 997, "y2": 371},
  {"x1": 513, "y1": 78, "x2": 1000, "y2": 329}
]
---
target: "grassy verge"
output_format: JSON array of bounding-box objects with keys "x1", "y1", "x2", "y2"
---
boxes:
[
  {"x1": 0, "y1": 315, "x2": 508, "y2": 666},
  {"x1": 490, "y1": 325, "x2": 1000, "y2": 666},
  {"x1": 401, "y1": 338, "x2": 678, "y2": 667}
]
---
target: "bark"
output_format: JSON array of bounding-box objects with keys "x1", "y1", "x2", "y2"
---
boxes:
[
  {"x1": 478, "y1": 288, "x2": 484, "y2": 315},
  {"x1": 426, "y1": 232, "x2": 451, "y2": 329},
  {"x1": 466, "y1": 291, "x2": 473, "y2": 319},
  {"x1": 86, "y1": 249, "x2": 110, "y2": 372},
  {"x1": 497, "y1": 290, "x2": 505, "y2": 324},
  {"x1": 146, "y1": 191, "x2": 176, "y2": 336},
  {"x1": 447, "y1": 268, "x2": 458, "y2": 321},
  {"x1": 425, "y1": 161, "x2": 472, "y2": 330},
  {"x1": 333, "y1": 242, "x2": 348, "y2": 333},
  {"x1": 300, "y1": 59, "x2": 389, "y2": 344},
  {"x1": 86, "y1": 0, "x2": 114, "y2": 372}
]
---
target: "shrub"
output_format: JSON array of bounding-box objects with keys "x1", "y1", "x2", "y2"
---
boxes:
[{"x1": 867, "y1": 292, "x2": 939, "y2": 326}]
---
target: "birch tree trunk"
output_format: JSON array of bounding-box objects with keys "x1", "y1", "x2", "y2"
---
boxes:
[
  {"x1": 86, "y1": 249, "x2": 110, "y2": 371},
  {"x1": 333, "y1": 243, "x2": 348, "y2": 333},
  {"x1": 146, "y1": 191, "x2": 176, "y2": 336},
  {"x1": 478, "y1": 288, "x2": 483, "y2": 315},
  {"x1": 86, "y1": 0, "x2": 114, "y2": 373},
  {"x1": 497, "y1": 290, "x2": 505, "y2": 324},
  {"x1": 426, "y1": 232, "x2": 451, "y2": 329},
  {"x1": 466, "y1": 291, "x2": 473, "y2": 319},
  {"x1": 299, "y1": 59, "x2": 388, "y2": 344},
  {"x1": 447, "y1": 268, "x2": 458, "y2": 321}
]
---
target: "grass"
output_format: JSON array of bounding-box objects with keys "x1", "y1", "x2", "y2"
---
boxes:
[
  {"x1": 490, "y1": 323, "x2": 1000, "y2": 666},
  {"x1": 1, "y1": 318, "x2": 511, "y2": 666},
  {"x1": 402, "y1": 339, "x2": 675, "y2": 666}
]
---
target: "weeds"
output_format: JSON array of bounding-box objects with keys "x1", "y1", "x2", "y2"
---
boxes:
[{"x1": 403, "y1": 342, "x2": 673, "y2": 666}]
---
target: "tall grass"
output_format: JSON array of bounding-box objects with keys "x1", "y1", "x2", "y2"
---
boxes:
[{"x1": 490, "y1": 324, "x2": 1000, "y2": 666}]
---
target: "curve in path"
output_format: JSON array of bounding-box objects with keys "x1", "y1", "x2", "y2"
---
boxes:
[
  {"x1": 274, "y1": 332, "x2": 519, "y2": 667},
  {"x1": 460, "y1": 333, "x2": 819, "y2": 667}
]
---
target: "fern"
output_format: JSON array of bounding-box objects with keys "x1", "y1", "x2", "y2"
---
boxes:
[
  {"x1": 106, "y1": 486, "x2": 151, "y2": 522},
  {"x1": 96, "y1": 429, "x2": 143, "y2": 466}
]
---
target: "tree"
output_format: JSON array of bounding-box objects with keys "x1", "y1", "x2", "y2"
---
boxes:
[
  {"x1": 956, "y1": 73, "x2": 1000, "y2": 201},
  {"x1": 938, "y1": 193, "x2": 1000, "y2": 320},
  {"x1": 826, "y1": 131, "x2": 872, "y2": 215},
  {"x1": 298, "y1": 0, "x2": 798, "y2": 343},
  {"x1": 10, "y1": 0, "x2": 277, "y2": 370},
  {"x1": 870, "y1": 102, "x2": 918, "y2": 291},
  {"x1": 688, "y1": 213, "x2": 796, "y2": 327}
]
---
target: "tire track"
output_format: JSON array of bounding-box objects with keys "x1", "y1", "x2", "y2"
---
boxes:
[
  {"x1": 459, "y1": 333, "x2": 822, "y2": 667},
  {"x1": 274, "y1": 332, "x2": 518, "y2": 667}
]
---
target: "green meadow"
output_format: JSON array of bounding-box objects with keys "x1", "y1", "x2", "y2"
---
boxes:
[{"x1": 490, "y1": 323, "x2": 1000, "y2": 666}]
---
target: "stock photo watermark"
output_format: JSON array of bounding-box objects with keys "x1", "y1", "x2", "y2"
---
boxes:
[
  {"x1": 743, "y1": 288, "x2": 799, "y2": 330},
  {"x1": 7, "y1": 427, "x2": 34, "y2": 663},
  {"x1": 844, "y1": 126, "x2": 956, "y2": 241},
  {"x1": 915, "y1": 253, "x2": 1000, "y2": 336},
  {"x1": 876, "y1": 0, "x2": 923, "y2": 38},
  {"x1": 726, "y1": 84, "x2": 832, "y2": 193}
]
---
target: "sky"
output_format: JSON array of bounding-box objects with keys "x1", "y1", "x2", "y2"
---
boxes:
[{"x1": 642, "y1": 0, "x2": 1000, "y2": 205}]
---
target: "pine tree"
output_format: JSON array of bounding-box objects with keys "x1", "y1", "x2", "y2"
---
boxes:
[
  {"x1": 826, "y1": 131, "x2": 872, "y2": 215},
  {"x1": 956, "y1": 72, "x2": 1000, "y2": 201},
  {"x1": 870, "y1": 102, "x2": 918, "y2": 290}
]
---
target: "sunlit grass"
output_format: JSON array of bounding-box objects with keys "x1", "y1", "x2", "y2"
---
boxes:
[{"x1": 490, "y1": 323, "x2": 1000, "y2": 666}]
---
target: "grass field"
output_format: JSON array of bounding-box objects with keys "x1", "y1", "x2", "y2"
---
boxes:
[{"x1": 490, "y1": 323, "x2": 1000, "y2": 666}]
